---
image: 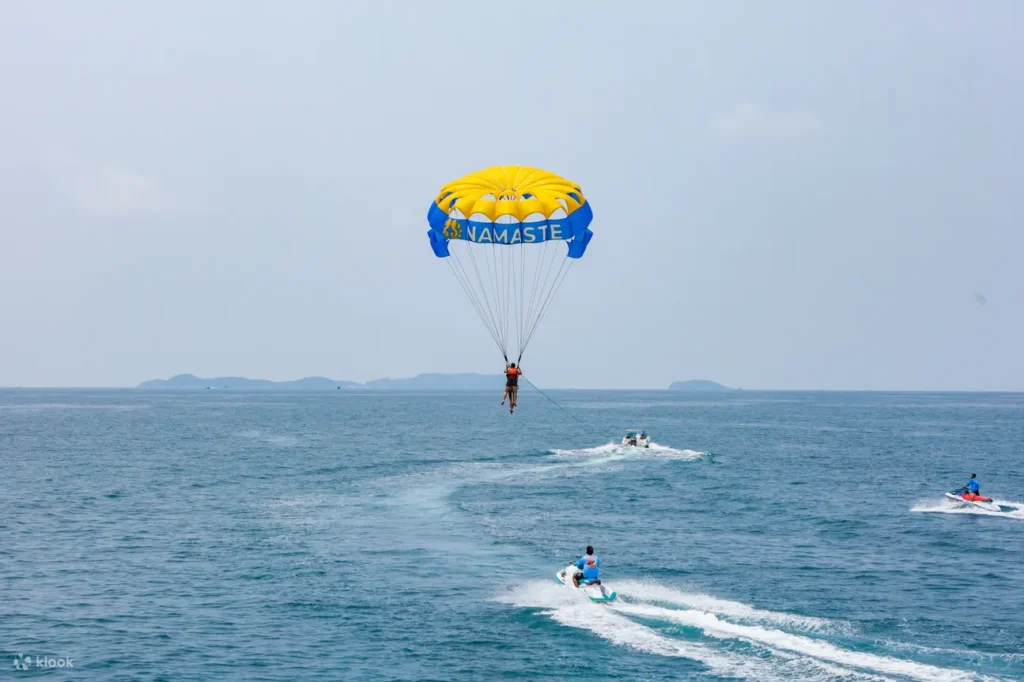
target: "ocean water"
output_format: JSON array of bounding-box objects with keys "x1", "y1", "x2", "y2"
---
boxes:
[{"x1": 2, "y1": 389, "x2": 1023, "y2": 681}]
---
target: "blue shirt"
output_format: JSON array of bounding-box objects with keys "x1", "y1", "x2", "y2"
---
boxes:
[
  {"x1": 966, "y1": 478, "x2": 979, "y2": 493},
  {"x1": 574, "y1": 554, "x2": 600, "y2": 580}
]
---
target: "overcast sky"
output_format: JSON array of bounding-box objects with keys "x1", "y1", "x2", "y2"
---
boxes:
[{"x1": 1, "y1": 1, "x2": 1021, "y2": 390}]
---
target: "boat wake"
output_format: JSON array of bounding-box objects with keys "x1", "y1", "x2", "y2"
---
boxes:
[
  {"x1": 497, "y1": 579, "x2": 1012, "y2": 681},
  {"x1": 550, "y1": 441, "x2": 706, "y2": 462},
  {"x1": 911, "y1": 498, "x2": 1024, "y2": 519}
]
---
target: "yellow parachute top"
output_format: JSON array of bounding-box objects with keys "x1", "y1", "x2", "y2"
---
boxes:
[{"x1": 433, "y1": 165, "x2": 587, "y2": 222}]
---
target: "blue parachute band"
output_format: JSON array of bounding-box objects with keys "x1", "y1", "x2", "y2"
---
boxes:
[{"x1": 425, "y1": 166, "x2": 593, "y2": 259}]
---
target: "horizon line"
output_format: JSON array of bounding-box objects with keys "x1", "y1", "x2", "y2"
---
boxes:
[{"x1": 1, "y1": 386, "x2": 1023, "y2": 393}]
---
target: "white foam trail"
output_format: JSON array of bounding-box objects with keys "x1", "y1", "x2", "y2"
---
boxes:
[
  {"x1": 238, "y1": 429, "x2": 301, "y2": 447},
  {"x1": 550, "y1": 442, "x2": 621, "y2": 457},
  {"x1": 876, "y1": 639, "x2": 1024, "y2": 665},
  {"x1": 0, "y1": 403, "x2": 147, "y2": 411},
  {"x1": 647, "y1": 442, "x2": 709, "y2": 460},
  {"x1": 497, "y1": 582, "x2": 890, "y2": 681},
  {"x1": 615, "y1": 604, "x2": 999, "y2": 682},
  {"x1": 911, "y1": 498, "x2": 1024, "y2": 520},
  {"x1": 615, "y1": 580, "x2": 842, "y2": 633},
  {"x1": 550, "y1": 441, "x2": 706, "y2": 462}
]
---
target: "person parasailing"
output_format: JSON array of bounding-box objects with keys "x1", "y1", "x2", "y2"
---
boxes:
[
  {"x1": 425, "y1": 165, "x2": 594, "y2": 416},
  {"x1": 501, "y1": 362, "x2": 523, "y2": 413}
]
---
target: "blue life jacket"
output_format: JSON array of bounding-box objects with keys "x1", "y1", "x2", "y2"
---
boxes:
[
  {"x1": 966, "y1": 478, "x2": 979, "y2": 493},
  {"x1": 574, "y1": 554, "x2": 600, "y2": 580}
]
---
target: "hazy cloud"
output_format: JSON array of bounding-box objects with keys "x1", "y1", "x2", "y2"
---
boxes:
[
  {"x1": 42, "y1": 149, "x2": 181, "y2": 219},
  {"x1": 73, "y1": 165, "x2": 180, "y2": 218},
  {"x1": 710, "y1": 102, "x2": 827, "y2": 140}
]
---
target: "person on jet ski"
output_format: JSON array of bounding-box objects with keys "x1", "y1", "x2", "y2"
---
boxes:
[
  {"x1": 572, "y1": 545, "x2": 600, "y2": 587},
  {"x1": 962, "y1": 473, "x2": 980, "y2": 495}
]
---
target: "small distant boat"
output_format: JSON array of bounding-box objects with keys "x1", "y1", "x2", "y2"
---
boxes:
[{"x1": 622, "y1": 430, "x2": 650, "y2": 448}]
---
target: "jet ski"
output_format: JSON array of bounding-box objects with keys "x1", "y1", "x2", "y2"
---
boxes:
[
  {"x1": 945, "y1": 489, "x2": 1001, "y2": 512},
  {"x1": 555, "y1": 564, "x2": 616, "y2": 602}
]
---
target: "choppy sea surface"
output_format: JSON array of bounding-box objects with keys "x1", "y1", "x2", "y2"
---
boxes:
[{"x1": 2, "y1": 389, "x2": 1023, "y2": 681}]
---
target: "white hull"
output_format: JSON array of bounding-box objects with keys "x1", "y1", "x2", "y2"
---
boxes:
[{"x1": 622, "y1": 435, "x2": 650, "y2": 448}]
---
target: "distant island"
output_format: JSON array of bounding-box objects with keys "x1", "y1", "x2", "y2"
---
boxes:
[
  {"x1": 137, "y1": 373, "x2": 739, "y2": 392},
  {"x1": 668, "y1": 379, "x2": 737, "y2": 392},
  {"x1": 137, "y1": 373, "x2": 502, "y2": 391}
]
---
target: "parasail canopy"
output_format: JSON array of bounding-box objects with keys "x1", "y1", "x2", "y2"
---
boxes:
[{"x1": 426, "y1": 165, "x2": 594, "y2": 362}]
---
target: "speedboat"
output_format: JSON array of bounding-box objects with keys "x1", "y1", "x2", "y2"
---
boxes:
[
  {"x1": 622, "y1": 430, "x2": 650, "y2": 448},
  {"x1": 945, "y1": 490, "x2": 1001, "y2": 512},
  {"x1": 555, "y1": 565, "x2": 616, "y2": 602}
]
